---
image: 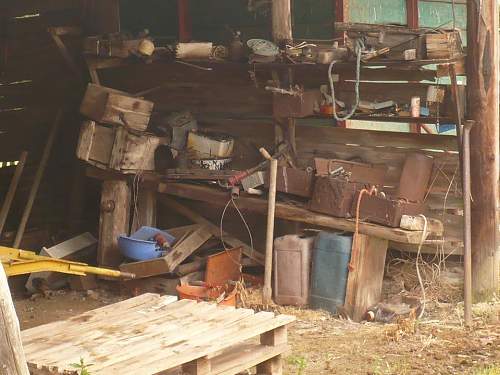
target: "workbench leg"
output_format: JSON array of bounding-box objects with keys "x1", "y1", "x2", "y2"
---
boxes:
[
  {"x1": 131, "y1": 188, "x2": 157, "y2": 233},
  {"x1": 182, "y1": 356, "x2": 211, "y2": 375},
  {"x1": 344, "y1": 234, "x2": 388, "y2": 322},
  {"x1": 256, "y1": 326, "x2": 287, "y2": 375},
  {"x1": 98, "y1": 180, "x2": 130, "y2": 267}
]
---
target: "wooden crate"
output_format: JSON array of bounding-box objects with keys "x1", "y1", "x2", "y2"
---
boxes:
[
  {"x1": 425, "y1": 31, "x2": 463, "y2": 59},
  {"x1": 76, "y1": 120, "x2": 164, "y2": 174},
  {"x1": 22, "y1": 294, "x2": 295, "y2": 375},
  {"x1": 80, "y1": 83, "x2": 154, "y2": 131}
]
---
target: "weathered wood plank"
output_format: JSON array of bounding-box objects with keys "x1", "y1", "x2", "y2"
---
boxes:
[
  {"x1": 158, "y1": 183, "x2": 438, "y2": 244},
  {"x1": 345, "y1": 234, "x2": 389, "y2": 322}
]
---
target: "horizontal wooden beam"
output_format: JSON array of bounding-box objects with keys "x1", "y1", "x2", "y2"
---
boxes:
[{"x1": 158, "y1": 182, "x2": 437, "y2": 244}]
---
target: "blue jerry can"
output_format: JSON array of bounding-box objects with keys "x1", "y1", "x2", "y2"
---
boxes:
[{"x1": 310, "y1": 231, "x2": 353, "y2": 314}]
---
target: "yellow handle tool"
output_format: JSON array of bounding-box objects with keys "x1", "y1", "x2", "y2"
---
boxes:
[{"x1": 0, "y1": 246, "x2": 135, "y2": 279}]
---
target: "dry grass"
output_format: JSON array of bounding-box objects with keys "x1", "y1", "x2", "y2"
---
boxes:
[{"x1": 385, "y1": 254, "x2": 463, "y2": 304}]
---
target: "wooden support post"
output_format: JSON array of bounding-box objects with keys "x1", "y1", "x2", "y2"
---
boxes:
[
  {"x1": 345, "y1": 234, "x2": 389, "y2": 322},
  {"x1": 256, "y1": 326, "x2": 287, "y2": 375},
  {"x1": 131, "y1": 188, "x2": 157, "y2": 233},
  {"x1": 263, "y1": 158, "x2": 278, "y2": 305},
  {"x1": 13, "y1": 111, "x2": 62, "y2": 248},
  {"x1": 0, "y1": 262, "x2": 30, "y2": 375},
  {"x1": 467, "y1": 0, "x2": 500, "y2": 300},
  {"x1": 182, "y1": 356, "x2": 211, "y2": 375},
  {"x1": 272, "y1": 0, "x2": 292, "y2": 45},
  {"x1": 0, "y1": 151, "x2": 27, "y2": 236},
  {"x1": 98, "y1": 180, "x2": 131, "y2": 267},
  {"x1": 406, "y1": 0, "x2": 419, "y2": 29}
]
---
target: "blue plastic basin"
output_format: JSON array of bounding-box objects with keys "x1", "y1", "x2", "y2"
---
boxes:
[{"x1": 118, "y1": 226, "x2": 176, "y2": 261}]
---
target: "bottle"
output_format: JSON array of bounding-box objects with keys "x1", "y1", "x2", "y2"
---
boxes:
[{"x1": 229, "y1": 31, "x2": 245, "y2": 62}]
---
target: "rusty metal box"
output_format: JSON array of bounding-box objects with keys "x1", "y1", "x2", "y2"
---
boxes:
[
  {"x1": 352, "y1": 194, "x2": 426, "y2": 228},
  {"x1": 309, "y1": 177, "x2": 368, "y2": 218},
  {"x1": 265, "y1": 167, "x2": 314, "y2": 198},
  {"x1": 273, "y1": 90, "x2": 322, "y2": 118},
  {"x1": 314, "y1": 158, "x2": 386, "y2": 185}
]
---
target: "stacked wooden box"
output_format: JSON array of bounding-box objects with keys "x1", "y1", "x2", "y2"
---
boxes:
[{"x1": 77, "y1": 84, "x2": 164, "y2": 174}]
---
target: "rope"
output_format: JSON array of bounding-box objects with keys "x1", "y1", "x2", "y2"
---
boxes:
[
  {"x1": 349, "y1": 185, "x2": 377, "y2": 271},
  {"x1": 416, "y1": 214, "x2": 428, "y2": 319},
  {"x1": 328, "y1": 38, "x2": 364, "y2": 121}
]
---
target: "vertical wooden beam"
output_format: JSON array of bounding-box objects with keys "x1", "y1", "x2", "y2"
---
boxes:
[
  {"x1": 13, "y1": 111, "x2": 62, "y2": 249},
  {"x1": 0, "y1": 263, "x2": 30, "y2": 375},
  {"x1": 406, "y1": 0, "x2": 419, "y2": 29},
  {"x1": 344, "y1": 234, "x2": 388, "y2": 322},
  {"x1": 98, "y1": 180, "x2": 131, "y2": 267},
  {"x1": 272, "y1": 0, "x2": 292, "y2": 45},
  {"x1": 178, "y1": 0, "x2": 192, "y2": 42},
  {"x1": 0, "y1": 151, "x2": 27, "y2": 236},
  {"x1": 467, "y1": 0, "x2": 500, "y2": 300},
  {"x1": 335, "y1": 0, "x2": 345, "y2": 22}
]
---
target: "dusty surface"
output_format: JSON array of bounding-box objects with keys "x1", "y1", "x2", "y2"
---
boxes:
[{"x1": 12, "y1": 270, "x2": 500, "y2": 375}]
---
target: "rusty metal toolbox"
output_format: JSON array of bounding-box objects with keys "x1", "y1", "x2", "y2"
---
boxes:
[
  {"x1": 309, "y1": 177, "x2": 368, "y2": 218},
  {"x1": 265, "y1": 167, "x2": 314, "y2": 198},
  {"x1": 351, "y1": 194, "x2": 426, "y2": 228},
  {"x1": 314, "y1": 158, "x2": 387, "y2": 186},
  {"x1": 273, "y1": 90, "x2": 322, "y2": 118}
]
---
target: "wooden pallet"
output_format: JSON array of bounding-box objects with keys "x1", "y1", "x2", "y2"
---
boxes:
[{"x1": 22, "y1": 294, "x2": 295, "y2": 375}]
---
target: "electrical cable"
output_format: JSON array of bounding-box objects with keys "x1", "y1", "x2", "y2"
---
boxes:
[
  {"x1": 219, "y1": 195, "x2": 254, "y2": 267},
  {"x1": 328, "y1": 38, "x2": 364, "y2": 121}
]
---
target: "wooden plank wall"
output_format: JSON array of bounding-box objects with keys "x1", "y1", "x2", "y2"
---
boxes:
[{"x1": 0, "y1": 1, "x2": 91, "y2": 245}]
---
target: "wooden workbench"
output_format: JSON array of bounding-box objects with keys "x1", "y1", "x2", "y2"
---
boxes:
[
  {"x1": 86, "y1": 164, "x2": 442, "y2": 321},
  {"x1": 23, "y1": 294, "x2": 295, "y2": 375},
  {"x1": 158, "y1": 182, "x2": 437, "y2": 244}
]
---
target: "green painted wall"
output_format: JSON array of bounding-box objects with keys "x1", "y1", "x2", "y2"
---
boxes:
[
  {"x1": 419, "y1": 0, "x2": 467, "y2": 43},
  {"x1": 348, "y1": 0, "x2": 407, "y2": 25}
]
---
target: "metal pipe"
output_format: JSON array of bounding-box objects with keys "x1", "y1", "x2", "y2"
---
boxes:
[{"x1": 463, "y1": 120, "x2": 474, "y2": 327}]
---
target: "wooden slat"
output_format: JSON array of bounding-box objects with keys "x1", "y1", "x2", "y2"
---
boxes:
[
  {"x1": 25, "y1": 298, "x2": 201, "y2": 364},
  {"x1": 22, "y1": 294, "x2": 176, "y2": 343},
  {"x1": 345, "y1": 235, "x2": 388, "y2": 322},
  {"x1": 295, "y1": 126, "x2": 458, "y2": 151},
  {"x1": 88, "y1": 307, "x2": 258, "y2": 373},
  {"x1": 94, "y1": 312, "x2": 294, "y2": 374},
  {"x1": 211, "y1": 342, "x2": 288, "y2": 375}
]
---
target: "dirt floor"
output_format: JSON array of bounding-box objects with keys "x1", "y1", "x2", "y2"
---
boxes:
[{"x1": 12, "y1": 261, "x2": 500, "y2": 375}]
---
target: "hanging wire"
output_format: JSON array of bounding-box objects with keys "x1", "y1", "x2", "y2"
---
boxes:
[
  {"x1": 328, "y1": 38, "x2": 365, "y2": 122},
  {"x1": 451, "y1": 0, "x2": 457, "y2": 31},
  {"x1": 219, "y1": 195, "x2": 255, "y2": 267}
]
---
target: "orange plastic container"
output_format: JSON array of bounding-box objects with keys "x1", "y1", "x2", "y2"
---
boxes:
[{"x1": 176, "y1": 284, "x2": 237, "y2": 307}]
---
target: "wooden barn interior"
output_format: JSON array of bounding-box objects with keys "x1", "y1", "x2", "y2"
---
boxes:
[{"x1": 0, "y1": 1, "x2": 499, "y2": 374}]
